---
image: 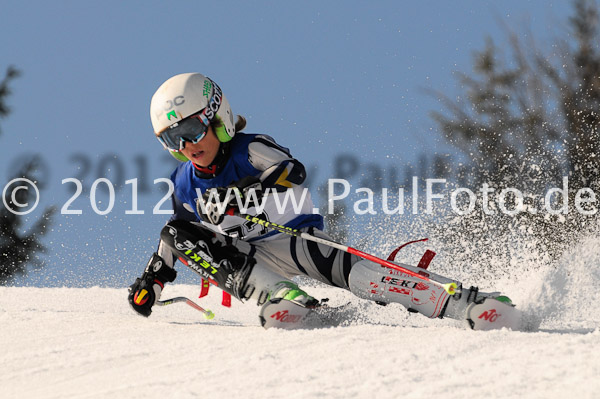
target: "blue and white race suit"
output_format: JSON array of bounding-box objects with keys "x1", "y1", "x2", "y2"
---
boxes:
[{"x1": 158, "y1": 133, "x2": 357, "y2": 292}]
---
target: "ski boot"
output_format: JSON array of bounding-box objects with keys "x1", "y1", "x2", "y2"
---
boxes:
[
  {"x1": 269, "y1": 281, "x2": 319, "y2": 307},
  {"x1": 259, "y1": 281, "x2": 319, "y2": 329}
]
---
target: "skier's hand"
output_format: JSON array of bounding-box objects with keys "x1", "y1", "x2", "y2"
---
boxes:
[
  {"x1": 199, "y1": 186, "x2": 235, "y2": 225},
  {"x1": 231, "y1": 176, "x2": 264, "y2": 202},
  {"x1": 128, "y1": 253, "x2": 177, "y2": 317},
  {"x1": 128, "y1": 276, "x2": 162, "y2": 317},
  {"x1": 198, "y1": 177, "x2": 263, "y2": 225}
]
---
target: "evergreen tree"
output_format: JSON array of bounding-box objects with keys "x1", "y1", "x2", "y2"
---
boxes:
[
  {"x1": 429, "y1": 0, "x2": 600, "y2": 263},
  {"x1": 0, "y1": 66, "x2": 56, "y2": 284}
]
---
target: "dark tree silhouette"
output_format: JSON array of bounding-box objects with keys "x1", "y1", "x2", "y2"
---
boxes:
[
  {"x1": 0, "y1": 66, "x2": 56, "y2": 284},
  {"x1": 0, "y1": 66, "x2": 20, "y2": 131}
]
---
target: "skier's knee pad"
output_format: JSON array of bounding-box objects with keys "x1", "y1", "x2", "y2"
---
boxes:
[{"x1": 348, "y1": 259, "x2": 453, "y2": 318}]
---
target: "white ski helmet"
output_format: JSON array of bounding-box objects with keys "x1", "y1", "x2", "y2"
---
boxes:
[{"x1": 150, "y1": 73, "x2": 236, "y2": 156}]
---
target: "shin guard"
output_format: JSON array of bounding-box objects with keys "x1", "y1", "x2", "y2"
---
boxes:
[{"x1": 349, "y1": 260, "x2": 456, "y2": 318}]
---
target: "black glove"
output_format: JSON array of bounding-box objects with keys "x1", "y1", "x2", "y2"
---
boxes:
[
  {"x1": 128, "y1": 253, "x2": 177, "y2": 317},
  {"x1": 198, "y1": 176, "x2": 263, "y2": 225}
]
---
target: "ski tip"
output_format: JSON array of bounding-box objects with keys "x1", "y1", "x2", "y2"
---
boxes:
[
  {"x1": 204, "y1": 310, "x2": 215, "y2": 320},
  {"x1": 444, "y1": 282, "x2": 458, "y2": 295}
]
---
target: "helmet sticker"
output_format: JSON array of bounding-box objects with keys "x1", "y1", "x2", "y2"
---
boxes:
[
  {"x1": 201, "y1": 79, "x2": 222, "y2": 122},
  {"x1": 153, "y1": 95, "x2": 185, "y2": 119},
  {"x1": 164, "y1": 95, "x2": 185, "y2": 110},
  {"x1": 166, "y1": 110, "x2": 178, "y2": 121},
  {"x1": 203, "y1": 80, "x2": 212, "y2": 97}
]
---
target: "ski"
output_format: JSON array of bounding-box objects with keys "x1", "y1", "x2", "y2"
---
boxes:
[
  {"x1": 259, "y1": 298, "x2": 313, "y2": 329},
  {"x1": 466, "y1": 298, "x2": 522, "y2": 331},
  {"x1": 259, "y1": 296, "x2": 522, "y2": 331}
]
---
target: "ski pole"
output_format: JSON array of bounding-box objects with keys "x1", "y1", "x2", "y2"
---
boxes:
[
  {"x1": 157, "y1": 296, "x2": 215, "y2": 319},
  {"x1": 242, "y1": 214, "x2": 458, "y2": 295}
]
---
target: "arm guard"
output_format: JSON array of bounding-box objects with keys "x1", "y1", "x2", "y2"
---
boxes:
[{"x1": 247, "y1": 135, "x2": 307, "y2": 192}]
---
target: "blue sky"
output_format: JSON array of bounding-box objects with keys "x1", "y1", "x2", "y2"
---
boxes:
[{"x1": 0, "y1": 1, "x2": 572, "y2": 286}]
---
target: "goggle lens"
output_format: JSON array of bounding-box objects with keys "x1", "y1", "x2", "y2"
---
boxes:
[{"x1": 158, "y1": 114, "x2": 208, "y2": 152}]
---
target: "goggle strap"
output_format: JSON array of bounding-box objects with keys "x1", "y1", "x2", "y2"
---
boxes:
[{"x1": 199, "y1": 114, "x2": 210, "y2": 126}]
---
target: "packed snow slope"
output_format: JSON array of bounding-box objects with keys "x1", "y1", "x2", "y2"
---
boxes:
[{"x1": 2, "y1": 235, "x2": 600, "y2": 399}]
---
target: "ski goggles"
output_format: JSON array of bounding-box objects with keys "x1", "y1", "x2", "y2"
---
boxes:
[{"x1": 157, "y1": 113, "x2": 209, "y2": 152}]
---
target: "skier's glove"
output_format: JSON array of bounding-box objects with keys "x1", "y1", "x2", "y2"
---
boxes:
[
  {"x1": 128, "y1": 253, "x2": 177, "y2": 317},
  {"x1": 198, "y1": 176, "x2": 263, "y2": 225}
]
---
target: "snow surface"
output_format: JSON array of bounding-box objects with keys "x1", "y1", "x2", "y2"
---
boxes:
[{"x1": 2, "y1": 236, "x2": 600, "y2": 399}]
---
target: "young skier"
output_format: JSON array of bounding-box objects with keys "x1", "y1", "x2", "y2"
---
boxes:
[{"x1": 128, "y1": 73, "x2": 515, "y2": 329}]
